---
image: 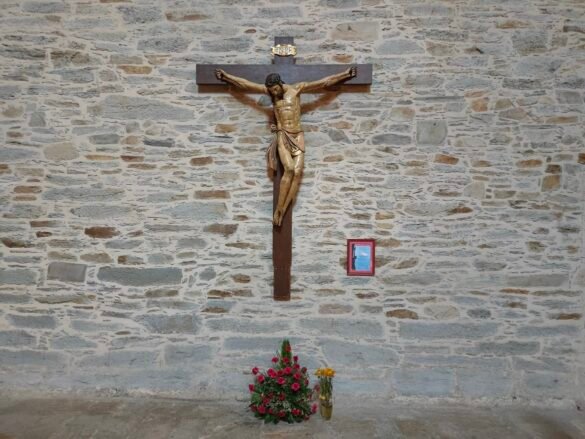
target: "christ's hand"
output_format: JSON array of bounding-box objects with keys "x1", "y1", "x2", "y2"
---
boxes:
[
  {"x1": 215, "y1": 68, "x2": 226, "y2": 81},
  {"x1": 347, "y1": 66, "x2": 357, "y2": 78}
]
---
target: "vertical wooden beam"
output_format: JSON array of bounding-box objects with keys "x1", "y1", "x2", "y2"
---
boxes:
[{"x1": 272, "y1": 36, "x2": 295, "y2": 301}]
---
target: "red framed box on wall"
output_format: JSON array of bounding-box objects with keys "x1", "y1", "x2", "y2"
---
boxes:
[{"x1": 347, "y1": 239, "x2": 375, "y2": 276}]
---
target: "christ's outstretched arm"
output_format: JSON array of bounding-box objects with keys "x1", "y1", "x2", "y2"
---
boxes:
[
  {"x1": 215, "y1": 69, "x2": 267, "y2": 94},
  {"x1": 298, "y1": 66, "x2": 357, "y2": 92}
]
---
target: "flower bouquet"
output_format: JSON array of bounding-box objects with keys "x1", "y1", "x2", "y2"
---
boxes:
[
  {"x1": 248, "y1": 339, "x2": 317, "y2": 424},
  {"x1": 315, "y1": 367, "x2": 335, "y2": 420}
]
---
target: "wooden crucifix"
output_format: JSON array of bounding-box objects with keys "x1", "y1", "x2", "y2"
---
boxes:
[{"x1": 196, "y1": 37, "x2": 373, "y2": 301}]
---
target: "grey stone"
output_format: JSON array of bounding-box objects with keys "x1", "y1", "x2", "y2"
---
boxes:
[
  {"x1": 382, "y1": 272, "x2": 442, "y2": 286},
  {"x1": 47, "y1": 262, "x2": 87, "y2": 283},
  {"x1": 0, "y1": 46, "x2": 46, "y2": 60},
  {"x1": 52, "y1": 336, "x2": 97, "y2": 350},
  {"x1": 52, "y1": 68, "x2": 94, "y2": 83},
  {"x1": 424, "y1": 304, "x2": 460, "y2": 320},
  {"x1": 177, "y1": 238, "x2": 207, "y2": 249},
  {"x1": 137, "y1": 314, "x2": 200, "y2": 334},
  {"x1": 71, "y1": 320, "x2": 123, "y2": 333},
  {"x1": 299, "y1": 318, "x2": 384, "y2": 339},
  {"x1": 371, "y1": 133, "x2": 411, "y2": 146},
  {"x1": 507, "y1": 274, "x2": 566, "y2": 287},
  {"x1": 3, "y1": 205, "x2": 46, "y2": 219},
  {"x1": 405, "y1": 4, "x2": 454, "y2": 16},
  {"x1": 564, "y1": 21, "x2": 585, "y2": 34},
  {"x1": 404, "y1": 74, "x2": 444, "y2": 89},
  {"x1": 522, "y1": 372, "x2": 572, "y2": 399},
  {"x1": 0, "y1": 147, "x2": 39, "y2": 162},
  {"x1": 502, "y1": 78, "x2": 543, "y2": 89},
  {"x1": 43, "y1": 187, "x2": 124, "y2": 202},
  {"x1": 321, "y1": 339, "x2": 399, "y2": 366},
  {"x1": 0, "y1": 350, "x2": 66, "y2": 368},
  {"x1": 144, "y1": 138, "x2": 174, "y2": 148},
  {"x1": 515, "y1": 57, "x2": 563, "y2": 77},
  {"x1": 473, "y1": 260, "x2": 507, "y2": 271},
  {"x1": 0, "y1": 268, "x2": 37, "y2": 285},
  {"x1": 205, "y1": 318, "x2": 287, "y2": 334},
  {"x1": 98, "y1": 267, "x2": 182, "y2": 286},
  {"x1": 376, "y1": 40, "x2": 425, "y2": 55},
  {"x1": 0, "y1": 86, "x2": 20, "y2": 99},
  {"x1": 257, "y1": 7, "x2": 301, "y2": 18},
  {"x1": 223, "y1": 336, "x2": 298, "y2": 351},
  {"x1": 445, "y1": 77, "x2": 492, "y2": 90},
  {"x1": 43, "y1": 143, "x2": 79, "y2": 161},
  {"x1": 96, "y1": 95, "x2": 193, "y2": 121},
  {"x1": 8, "y1": 315, "x2": 57, "y2": 330},
  {"x1": 458, "y1": 368, "x2": 512, "y2": 398},
  {"x1": 400, "y1": 322, "x2": 498, "y2": 339},
  {"x1": 467, "y1": 309, "x2": 492, "y2": 319},
  {"x1": 118, "y1": 6, "x2": 162, "y2": 24},
  {"x1": 478, "y1": 341, "x2": 540, "y2": 356},
  {"x1": 72, "y1": 205, "x2": 133, "y2": 219},
  {"x1": 137, "y1": 36, "x2": 190, "y2": 53},
  {"x1": 22, "y1": 2, "x2": 68, "y2": 13},
  {"x1": 393, "y1": 368, "x2": 454, "y2": 397},
  {"x1": 416, "y1": 120, "x2": 447, "y2": 146},
  {"x1": 78, "y1": 350, "x2": 159, "y2": 368},
  {"x1": 319, "y1": 0, "x2": 359, "y2": 7},
  {"x1": 89, "y1": 134, "x2": 120, "y2": 145},
  {"x1": 164, "y1": 344, "x2": 213, "y2": 366},
  {"x1": 105, "y1": 240, "x2": 142, "y2": 250},
  {"x1": 0, "y1": 330, "x2": 36, "y2": 347},
  {"x1": 29, "y1": 111, "x2": 46, "y2": 127},
  {"x1": 512, "y1": 30, "x2": 548, "y2": 55},
  {"x1": 331, "y1": 22, "x2": 379, "y2": 41},
  {"x1": 0, "y1": 293, "x2": 31, "y2": 304},
  {"x1": 517, "y1": 325, "x2": 579, "y2": 337},
  {"x1": 161, "y1": 202, "x2": 227, "y2": 221}
]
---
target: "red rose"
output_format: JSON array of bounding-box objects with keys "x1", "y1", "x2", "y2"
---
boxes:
[
  {"x1": 311, "y1": 403, "x2": 318, "y2": 414},
  {"x1": 286, "y1": 345, "x2": 291, "y2": 352},
  {"x1": 277, "y1": 369, "x2": 284, "y2": 377},
  {"x1": 278, "y1": 411, "x2": 285, "y2": 418},
  {"x1": 283, "y1": 366, "x2": 292, "y2": 375},
  {"x1": 291, "y1": 408, "x2": 300, "y2": 416},
  {"x1": 263, "y1": 397, "x2": 270, "y2": 405},
  {"x1": 279, "y1": 392, "x2": 285, "y2": 401},
  {"x1": 257, "y1": 375, "x2": 265, "y2": 384},
  {"x1": 291, "y1": 382, "x2": 300, "y2": 391},
  {"x1": 267, "y1": 368, "x2": 276, "y2": 378},
  {"x1": 252, "y1": 367, "x2": 259, "y2": 375},
  {"x1": 293, "y1": 355, "x2": 298, "y2": 362},
  {"x1": 293, "y1": 364, "x2": 300, "y2": 370},
  {"x1": 258, "y1": 405, "x2": 266, "y2": 414},
  {"x1": 293, "y1": 373, "x2": 301, "y2": 381},
  {"x1": 283, "y1": 357, "x2": 290, "y2": 363},
  {"x1": 272, "y1": 357, "x2": 278, "y2": 363},
  {"x1": 248, "y1": 384, "x2": 255, "y2": 392},
  {"x1": 277, "y1": 377, "x2": 285, "y2": 385}
]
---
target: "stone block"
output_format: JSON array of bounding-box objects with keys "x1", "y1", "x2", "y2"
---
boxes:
[
  {"x1": 321, "y1": 339, "x2": 399, "y2": 367},
  {"x1": 458, "y1": 368, "x2": 513, "y2": 398},
  {"x1": 512, "y1": 30, "x2": 548, "y2": 55},
  {"x1": 161, "y1": 202, "x2": 227, "y2": 221},
  {"x1": 98, "y1": 267, "x2": 182, "y2": 286},
  {"x1": 47, "y1": 262, "x2": 87, "y2": 283},
  {"x1": 0, "y1": 350, "x2": 66, "y2": 368},
  {"x1": 416, "y1": 120, "x2": 448, "y2": 146},
  {"x1": 95, "y1": 95, "x2": 193, "y2": 121},
  {"x1": 522, "y1": 372, "x2": 574, "y2": 399},
  {"x1": 22, "y1": 2, "x2": 69, "y2": 13},
  {"x1": 118, "y1": 6, "x2": 162, "y2": 24},
  {"x1": 517, "y1": 325, "x2": 579, "y2": 337},
  {"x1": 0, "y1": 268, "x2": 37, "y2": 285},
  {"x1": 8, "y1": 314, "x2": 57, "y2": 329},
  {"x1": 331, "y1": 22, "x2": 379, "y2": 41},
  {"x1": 371, "y1": 133, "x2": 411, "y2": 146},
  {"x1": 0, "y1": 330, "x2": 36, "y2": 347},
  {"x1": 376, "y1": 40, "x2": 425, "y2": 55},
  {"x1": 223, "y1": 337, "x2": 301, "y2": 352},
  {"x1": 393, "y1": 368, "x2": 454, "y2": 397},
  {"x1": 137, "y1": 36, "x2": 190, "y2": 53},
  {"x1": 72, "y1": 205, "x2": 132, "y2": 219},
  {"x1": 137, "y1": 314, "x2": 200, "y2": 334},
  {"x1": 299, "y1": 318, "x2": 384, "y2": 339},
  {"x1": 77, "y1": 350, "x2": 159, "y2": 368},
  {"x1": 0, "y1": 147, "x2": 39, "y2": 162},
  {"x1": 477, "y1": 341, "x2": 540, "y2": 356},
  {"x1": 43, "y1": 187, "x2": 123, "y2": 202},
  {"x1": 400, "y1": 322, "x2": 498, "y2": 340},
  {"x1": 507, "y1": 274, "x2": 566, "y2": 287},
  {"x1": 51, "y1": 336, "x2": 97, "y2": 350},
  {"x1": 164, "y1": 344, "x2": 213, "y2": 366},
  {"x1": 205, "y1": 318, "x2": 287, "y2": 334}
]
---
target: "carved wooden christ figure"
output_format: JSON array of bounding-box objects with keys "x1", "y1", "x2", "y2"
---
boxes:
[{"x1": 214, "y1": 67, "x2": 357, "y2": 226}]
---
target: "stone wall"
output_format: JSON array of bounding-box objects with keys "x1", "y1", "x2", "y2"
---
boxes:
[{"x1": 0, "y1": 0, "x2": 584, "y2": 404}]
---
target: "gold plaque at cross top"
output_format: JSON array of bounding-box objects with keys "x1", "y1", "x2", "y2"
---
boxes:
[{"x1": 271, "y1": 44, "x2": 297, "y2": 57}]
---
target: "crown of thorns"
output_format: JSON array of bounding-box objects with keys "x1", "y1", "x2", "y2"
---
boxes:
[{"x1": 265, "y1": 73, "x2": 285, "y2": 87}]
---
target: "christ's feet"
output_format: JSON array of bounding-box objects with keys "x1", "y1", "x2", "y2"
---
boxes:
[{"x1": 273, "y1": 208, "x2": 284, "y2": 227}]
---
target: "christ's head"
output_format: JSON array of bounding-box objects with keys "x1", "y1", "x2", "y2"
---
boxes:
[{"x1": 265, "y1": 73, "x2": 285, "y2": 99}]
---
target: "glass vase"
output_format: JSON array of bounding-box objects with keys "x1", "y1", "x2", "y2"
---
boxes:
[{"x1": 319, "y1": 395, "x2": 333, "y2": 420}]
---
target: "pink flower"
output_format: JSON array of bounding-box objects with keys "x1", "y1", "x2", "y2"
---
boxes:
[
  {"x1": 252, "y1": 367, "x2": 259, "y2": 375},
  {"x1": 272, "y1": 357, "x2": 278, "y2": 363},
  {"x1": 293, "y1": 364, "x2": 300, "y2": 370},
  {"x1": 291, "y1": 382, "x2": 300, "y2": 391},
  {"x1": 258, "y1": 405, "x2": 266, "y2": 414},
  {"x1": 277, "y1": 369, "x2": 284, "y2": 377},
  {"x1": 283, "y1": 367, "x2": 292, "y2": 375},
  {"x1": 248, "y1": 384, "x2": 255, "y2": 392},
  {"x1": 267, "y1": 368, "x2": 276, "y2": 378},
  {"x1": 311, "y1": 403, "x2": 318, "y2": 414},
  {"x1": 257, "y1": 375, "x2": 265, "y2": 384},
  {"x1": 277, "y1": 377, "x2": 286, "y2": 385},
  {"x1": 293, "y1": 373, "x2": 301, "y2": 381}
]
